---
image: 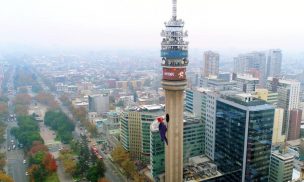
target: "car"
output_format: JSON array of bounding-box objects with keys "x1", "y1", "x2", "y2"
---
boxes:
[
  {"x1": 8, "y1": 147, "x2": 11, "y2": 151},
  {"x1": 23, "y1": 160, "x2": 26, "y2": 164},
  {"x1": 11, "y1": 140, "x2": 14, "y2": 143},
  {"x1": 25, "y1": 172, "x2": 29, "y2": 176}
]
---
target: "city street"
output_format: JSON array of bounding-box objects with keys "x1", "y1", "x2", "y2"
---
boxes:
[
  {"x1": 6, "y1": 123, "x2": 28, "y2": 182},
  {"x1": 4, "y1": 66, "x2": 28, "y2": 182}
]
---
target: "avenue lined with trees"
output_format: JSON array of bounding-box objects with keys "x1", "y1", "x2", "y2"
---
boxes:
[{"x1": 44, "y1": 110, "x2": 75, "y2": 144}]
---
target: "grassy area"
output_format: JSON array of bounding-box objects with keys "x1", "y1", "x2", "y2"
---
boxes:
[{"x1": 45, "y1": 173, "x2": 60, "y2": 182}]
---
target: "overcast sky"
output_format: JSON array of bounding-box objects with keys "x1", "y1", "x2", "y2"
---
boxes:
[{"x1": 1, "y1": 0, "x2": 304, "y2": 51}]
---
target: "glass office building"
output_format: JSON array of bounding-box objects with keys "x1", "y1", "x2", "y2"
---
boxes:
[{"x1": 215, "y1": 95, "x2": 274, "y2": 182}]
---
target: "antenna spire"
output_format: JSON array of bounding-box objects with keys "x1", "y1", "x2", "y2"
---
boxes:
[{"x1": 172, "y1": 0, "x2": 177, "y2": 20}]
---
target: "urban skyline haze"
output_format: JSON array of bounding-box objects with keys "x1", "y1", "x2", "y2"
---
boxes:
[{"x1": 1, "y1": 0, "x2": 304, "y2": 52}]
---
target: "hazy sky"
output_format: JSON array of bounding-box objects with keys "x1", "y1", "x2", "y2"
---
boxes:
[{"x1": 1, "y1": 0, "x2": 304, "y2": 51}]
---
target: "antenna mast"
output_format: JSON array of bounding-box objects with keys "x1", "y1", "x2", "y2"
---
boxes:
[{"x1": 172, "y1": 0, "x2": 177, "y2": 20}]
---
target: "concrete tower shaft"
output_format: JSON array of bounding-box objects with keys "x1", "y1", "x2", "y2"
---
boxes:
[{"x1": 161, "y1": 0, "x2": 188, "y2": 181}]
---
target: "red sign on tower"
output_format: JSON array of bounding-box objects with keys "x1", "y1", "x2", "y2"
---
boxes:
[{"x1": 163, "y1": 68, "x2": 186, "y2": 81}]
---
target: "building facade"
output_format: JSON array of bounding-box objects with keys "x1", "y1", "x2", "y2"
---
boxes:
[
  {"x1": 215, "y1": 95, "x2": 274, "y2": 182},
  {"x1": 185, "y1": 87, "x2": 216, "y2": 159},
  {"x1": 288, "y1": 109, "x2": 303, "y2": 141},
  {"x1": 255, "y1": 88, "x2": 278, "y2": 106},
  {"x1": 200, "y1": 76, "x2": 237, "y2": 91},
  {"x1": 88, "y1": 94, "x2": 109, "y2": 115},
  {"x1": 120, "y1": 105, "x2": 164, "y2": 163},
  {"x1": 236, "y1": 74, "x2": 259, "y2": 93},
  {"x1": 269, "y1": 150, "x2": 294, "y2": 182},
  {"x1": 203, "y1": 51, "x2": 219, "y2": 77},
  {"x1": 233, "y1": 52, "x2": 267, "y2": 85},
  {"x1": 272, "y1": 108, "x2": 286, "y2": 144},
  {"x1": 267, "y1": 49, "x2": 282, "y2": 78},
  {"x1": 267, "y1": 78, "x2": 301, "y2": 135}
]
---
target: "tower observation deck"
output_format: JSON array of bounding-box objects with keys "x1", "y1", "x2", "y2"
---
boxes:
[
  {"x1": 161, "y1": 0, "x2": 188, "y2": 182},
  {"x1": 161, "y1": 0, "x2": 188, "y2": 82}
]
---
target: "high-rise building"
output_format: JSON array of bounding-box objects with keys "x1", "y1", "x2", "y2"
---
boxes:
[
  {"x1": 287, "y1": 109, "x2": 302, "y2": 141},
  {"x1": 160, "y1": 0, "x2": 189, "y2": 181},
  {"x1": 233, "y1": 52, "x2": 267, "y2": 85},
  {"x1": 150, "y1": 115, "x2": 204, "y2": 179},
  {"x1": 215, "y1": 94, "x2": 274, "y2": 181},
  {"x1": 236, "y1": 74, "x2": 260, "y2": 93},
  {"x1": 267, "y1": 49, "x2": 282, "y2": 78},
  {"x1": 185, "y1": 87, "x2": 216, "y2": 160},
  {"x1": 269, "y1": 150, "x2": 294, "y2": 182},
  {"x1": 203, "y1": 51, "x2": 219, "y2": 77},
  {"x1": 272, "y1": 108, "x2": 286, "y2": 144},
  {"x1": 267, "y1": 78, "x2": 301, "y2": 135},
  {"x1": 120, "y1": 105, "x2": 164, "y2": 164},
  {"x1": 88, "y1": 94, "x2": 109, "y2": 115}
]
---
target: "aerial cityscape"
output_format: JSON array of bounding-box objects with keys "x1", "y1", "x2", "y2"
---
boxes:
[{"x1": 0, "y1": 0, "x2": 304, "y2": 182}]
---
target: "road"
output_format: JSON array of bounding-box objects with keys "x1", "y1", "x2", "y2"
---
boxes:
[
  {"x1": 6, "y1": 122, "x2": 28, "y2": 182},
  {"x1": 4, "y1": 66, "x2": 29, "y2": 182}
]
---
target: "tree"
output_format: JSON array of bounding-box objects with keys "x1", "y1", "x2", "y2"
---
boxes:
[
  {"x1": 0, "y1": 153, "x2": 6, "y2": 171},
  {"x1": 44, "y1": 110, "x2": 75, "y2": 144},
  {"x1": 111, "y1": 145, "x2": 129, "y2": 165},
  {"x1": 11, "y1": 116, "x2": 43, "y2": 150},
  {"x1": 30, "y1": 141, "x2": 48, "y2": 155},
  {"x1": 0, "y1": 103, "x2": 8, "y2": 118},
  {"x1": 75, "y1": 135, "x2": 90, "y2": 177},
  {"x1": 87, "y1": 166, "x2": 99, "y2": 182},
  {"x1": 73, "y1": 107, "x2": 87, "y2": 123},
  {"x1": 43, "y1": 153, "x2": 57, "y2": 173},
  {"x1": 31, "y1": 151, "x2": 45, "y2": 165},
  {"x1": 28, "y1": 164, "x2": 47, "y2": 182},
  {"x1": 98, "y1": 178, "x2": 109, "y2": 182},
  {"x1": 59, "y1": 94, "x2": 70, "y2": 106},
  {"x1": 121, "y1": 159, "x2": 136, "y2": 178},
  {"x1": 133, "y1": 173, "x2": 145, "y2": 182},
  {"x1": 14, "y1": 104, "x2": 29, "y2": 116},
  {"x1": 0, "y1": 171, "x2": 13, "y2": 182},
  {"x1": 35, "y1": 92, "x2": 58, "y2": 109},
  {"x1": 59, "y1": 149, "x2": 77, "y2": 175},
  {"x1": 96, "y1": 160, "x2": 106, "y2": 178},
  {"x1": 13, "y1": 94, "x2": 32, "y2": 105},
  {"x1": 88, "y1": 123, "x2": 98, "y2": 138},
  {"x1": 63, "y1": 158, "x2": 77, "y2": 174}
]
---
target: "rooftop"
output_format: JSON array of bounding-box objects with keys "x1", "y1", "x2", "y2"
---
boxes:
[
  {"x1": 237, "y1": 74, "x2": 259, "y2": 81},
  {"x1": 184, "y1": 156, "x2": 222, "y2": 182},
  {"x1": 272, "y1": 150, "x2": 294, "y2": 161},
  {"x1": 268, "y1": 77, "x2": 300, "y2": 85}
]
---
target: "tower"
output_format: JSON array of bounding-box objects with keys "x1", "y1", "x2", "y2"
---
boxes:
[{"x1": 160, "y1": 0, "x2": 189, "y2": 181}]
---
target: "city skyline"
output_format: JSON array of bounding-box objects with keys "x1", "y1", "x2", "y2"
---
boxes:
[{"x1": 1, "y1": 0, "x2": 304, "y2": 51}]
